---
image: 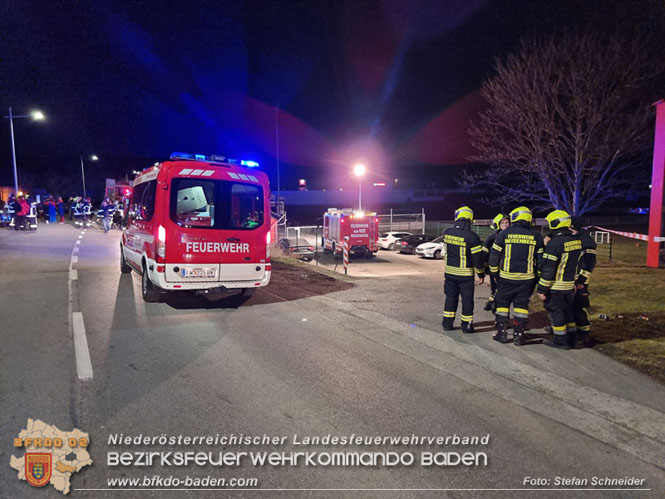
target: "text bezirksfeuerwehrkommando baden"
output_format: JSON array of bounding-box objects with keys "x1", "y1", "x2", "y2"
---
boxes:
[{"x1": 106, "y1": 433, "x2": 491, "y2": 468}]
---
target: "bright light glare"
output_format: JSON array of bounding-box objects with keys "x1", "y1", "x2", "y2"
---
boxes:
[
  {"x1": 353, "y1": 163, "x2": 366, "y2": 177},
  {"x1": 91, "y1": 155, "x2": 99, "y2": 161},
  {"x1": 31, "y1": 111, "x2": 45, "y2": 121}
]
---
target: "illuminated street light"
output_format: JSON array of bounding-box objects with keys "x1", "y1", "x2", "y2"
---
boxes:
[
  {"x1": 80, "y1": 154, "x2": 98, "y2": 199},
  {"x1": 4, "y1": 107, "x2": 46, "y2": 194},
  {"x1": 353, "y1": 163, "x2": 366, "y2": 211}
]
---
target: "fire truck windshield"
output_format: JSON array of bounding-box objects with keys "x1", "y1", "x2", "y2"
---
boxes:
[{"x1": 170, "y1": 178, "x2": 264, "y2": 230}]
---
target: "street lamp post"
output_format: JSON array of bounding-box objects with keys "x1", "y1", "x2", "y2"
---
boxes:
[
  {"x1": 353, "y1": 163, "x2": 366, "y2": 211},
  {"x1": 4, "y1": 107, "x2": 45, "y2": 194},
  {"x1": 80, "y1": 154, "x2": 98, "y2": 198}
]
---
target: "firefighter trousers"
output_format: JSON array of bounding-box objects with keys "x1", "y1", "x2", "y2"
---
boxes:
[
  {"x1": 573, "y1": 285, "x2": 591, "y2": 333},
  {"x1": 443, "y1": 274, "x2": 475, "y2": 327},
  {"x1": 495, "y1": 278, "x2": 535, "y2": 328},
  {"x1": 544, "y1": 290, "x2": 575, "y2": 337}
]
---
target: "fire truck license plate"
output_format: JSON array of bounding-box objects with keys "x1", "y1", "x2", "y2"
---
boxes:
[{"x1": 182, "y1": 268, "x2": 216, "y2": 278}]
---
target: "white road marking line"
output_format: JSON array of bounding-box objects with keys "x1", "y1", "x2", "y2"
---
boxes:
[
  {"x1": 78, "y1": 235, "x2": 83, "y2": 239},
  {"x1": 69, "y1": 269, "x2": 78, "y2": 280},
  {"x1": 72, "y1": 312, "x2": 93, "y2": 380},
  {"x1": 71, "y1": 255, "x2": 78, "y2": 263},
  {"x1": 73, "y1": 246, "x2": 79, "y2": 253},
  {"x1": 75, "y1": 240, "x2": 81, "y2": 245}
]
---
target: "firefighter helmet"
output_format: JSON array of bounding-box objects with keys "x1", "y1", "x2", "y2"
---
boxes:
[
  {"x1": 509, "y1": 206, "x2": 532, "y2": 223},
  {"x1": 454, "y1": 206, "x2": 474, "y2": 221},
  {"x1": 546, "y1": 209, "x2": 572, "y2": 230},
  {"x1": 490, "y1": 213, "x2": 507, "y2": 230}
]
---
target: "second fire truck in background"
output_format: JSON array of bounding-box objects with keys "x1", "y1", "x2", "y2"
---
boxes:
[{"x1": 322, "y1": 208, "x2": 379, "y2": 258}]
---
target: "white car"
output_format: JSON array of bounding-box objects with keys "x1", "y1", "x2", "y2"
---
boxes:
[
  {"x1": 415, "y1": 236, "x2": 445, "y2": 259},
  {"x1": 378, "y1": 231, "x2": 412, "y2": 250}
]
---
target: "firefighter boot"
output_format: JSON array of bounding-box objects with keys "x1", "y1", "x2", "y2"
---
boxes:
[
  {"x1": 483, "y1": 295, "x2": 495, "y2": 312},
  {"x1": 442, "y1": 319, "x2": 454, "y2": 332},
  {"x1": 461, "y1": 321, "x2": 474, "y2": 334},
  {"x1": 579, "y1": 330, "x2": 592, "y2": 348},
  {"x1": 513, "y1": 321, "x2": 526, "y2": 346},
  {"x1": 543, "y1": 325, "x2": 553, "y2": 334},
  {"x1": 492, "y1": 321, "x2": 509, "y2": 343},
  {"x1": 567, "y1": 329, "x2": 578, "y2": 350},
  {"x1": 544, "y1": 334, "x2": 570, "y2": 350}
]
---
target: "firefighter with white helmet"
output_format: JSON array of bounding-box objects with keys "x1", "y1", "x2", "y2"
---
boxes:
[
  {"x1": 538, "y1": 209, "x2": 584, "y2": 349},
  {"x1": 441, "y1": 206, "x2": 485, "y2": 333},
  {"x1": 489, "y1": 206, "x2": 544, "y2": 345}
]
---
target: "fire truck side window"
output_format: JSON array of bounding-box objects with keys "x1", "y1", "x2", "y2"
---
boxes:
[{"x1": 131, "y1": 181, "x2": 156, "y2": 221}]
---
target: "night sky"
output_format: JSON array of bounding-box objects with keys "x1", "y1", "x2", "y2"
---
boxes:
[{"x1": 0, "y1": 0, "x2": 658, "y2": 197}]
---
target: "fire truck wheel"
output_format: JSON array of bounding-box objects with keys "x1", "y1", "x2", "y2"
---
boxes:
[
  {"x1": 332, "y1": 242, "x2": 336, "y2": 254},
  {"x1": 141, "y1": 262, "x2": 160, "y2": 302},
  {"x1": 388, "y1": 243, "x2": 395, "y2": 251},
  {"x1": 120, "y1": 246, "x2": 132, "y2": 273}
]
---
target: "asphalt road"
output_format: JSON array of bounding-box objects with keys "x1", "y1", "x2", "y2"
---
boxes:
[{"x1": 2, "y1": 224, "x2": 665, "y2": 498}]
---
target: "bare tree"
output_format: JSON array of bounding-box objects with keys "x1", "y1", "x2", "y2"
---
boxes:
[{"x1": 466, "y1": 30, "x2": 664, "y2": 214}]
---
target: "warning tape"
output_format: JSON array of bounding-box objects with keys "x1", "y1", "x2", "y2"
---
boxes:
[{"x1": 593, "y1": 226, "x2": 665, "y2": 242}]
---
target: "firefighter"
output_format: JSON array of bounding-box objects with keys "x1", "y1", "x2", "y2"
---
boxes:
[
  {"x1": 442, "y1": 206, "x2": 485, "y2": 333},
  {"x1": 483, "y1": 213, "x2": 510, "y2": 313},
  {"x1": 537, "y1": 210, "x2": 584, "y2": 349},
  {"x1": 83, "y1": 197, "x2": 92, "y2": 227},
  {"x1": 7, "y1": 193, "x2": 16, "y2": 228},
  {"x1": 489, "y1": 206, "x2": 544, "y2": 345},
  {"x1": 570, "y1": 217, "x2": 597, "y2": 347},
  {"x1": 73, "y1": 197, "x2": 83, "y2": 227}
]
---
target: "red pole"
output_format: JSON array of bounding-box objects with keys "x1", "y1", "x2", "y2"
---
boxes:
[{"x1": 647, "y1": 100, "x2": 665, "y2": 268}]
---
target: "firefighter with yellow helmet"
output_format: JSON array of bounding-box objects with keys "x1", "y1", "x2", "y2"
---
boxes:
[
  {"x1": 537, "y1": 209, "x2": 584, "y2": 349},
  {"x1": 489, "y1": 206, "x2": 544, "y2": 345},
  {"x1": 441, "y1": 206, "x2": 485, "y2": 333}
]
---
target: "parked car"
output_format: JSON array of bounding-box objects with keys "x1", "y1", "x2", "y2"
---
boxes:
[
  {"x1": 278, "y1": 237, "x2": 315, "y2": 260},
  {"x1": 397, "y1": 234, "x2": 436, "y2": 254},
  {"x1": 378, "y1": 231, "x2": 412, "y2": 250},
  {"x1": 415, "y1": 236, "x2": 445, "y2": 259}
]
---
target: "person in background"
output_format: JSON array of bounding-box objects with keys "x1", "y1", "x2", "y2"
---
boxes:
[
  {"x1": 7, "y1": 193, "x2": 17, "y2": 228},
  {"x1": 99, "y1": 197, "x2": 113, "y2": 233},
  {"x1": 47, "y1": 196, "x2": 57, "y2": 224},
  {"x1": 15, "y1": 195, "x2": 30, "y2": 231},
  {"x1": 57, "y1": 197, "x2": 65, "y2": 223}
]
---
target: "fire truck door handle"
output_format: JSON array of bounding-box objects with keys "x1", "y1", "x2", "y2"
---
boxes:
[{"x1": 226, "y1": 237, "x2": 240, "y2": 242}]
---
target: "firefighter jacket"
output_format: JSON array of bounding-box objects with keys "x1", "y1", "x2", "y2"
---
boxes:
[
  {"x1": 537, "y1": 228, "x2": 583, "y2": 293},
  {"x1": 575, "y1": 229, "x2": 597, "y2": 285},
  {"x1": 489, "y1": 220, "x2": 544, "y2": 281},
  {"x1": 443, "y1": 220, "x2": 485, "y2": 278}
]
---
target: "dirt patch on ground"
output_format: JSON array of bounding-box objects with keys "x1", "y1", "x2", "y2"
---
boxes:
[{"x1": 246, "y1": 259, "x2": 355, "y2": 305}]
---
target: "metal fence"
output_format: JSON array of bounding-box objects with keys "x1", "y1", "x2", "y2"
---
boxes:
[{"x1": 377, "y1": 209, "x2": 425, "y2": 234}]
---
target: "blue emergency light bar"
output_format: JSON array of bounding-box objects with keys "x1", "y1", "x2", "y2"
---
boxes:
[{"x1": 170, "y1": 152, "x2": 259, "y2": 167}]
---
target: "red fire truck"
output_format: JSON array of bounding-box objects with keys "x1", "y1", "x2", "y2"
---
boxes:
[
  {"x1": 121, "y1": 152, "x2": 271, "y2": 302},
  {"x1": 322, "y1": 208, "x2": 379, "y2": 258}
]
